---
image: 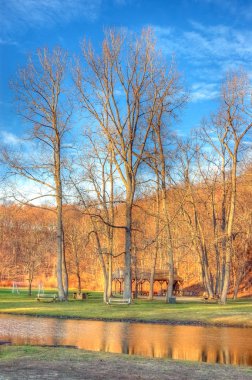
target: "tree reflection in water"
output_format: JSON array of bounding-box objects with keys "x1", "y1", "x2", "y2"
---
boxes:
[{"x1": 0, "y1": 315, "x2": 251, "y2": 366}]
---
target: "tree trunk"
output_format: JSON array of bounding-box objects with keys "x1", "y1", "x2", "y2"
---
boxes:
[
  {"x1": 107, "y1": 157, "x2": 114, "y2": 300},
  {"x1": 149, "y1": 258, "x2": 157, "y2": 300},
  {"x1": 124, "y1": 197, "x2": 132, "y2": 300},
  {"x1": 107, "y1": 252, "x2": 112, "y2": 299},
  {"x1": 62, "y1": 228, "x2": 68, "y2": 298},
  {"x1": 160, "y1": 185, "x2": 175, "y2": 303},
  {"x1": 55, "y1": 142, "x2": 66, "y2": 301},
  {"x1": 220, "y1": 156, "x2": 237, "y2": 304},
  {"x1": 202, "y1": 255, "x2": 214, "y2": 297},
  {"x1": 166, "y1": 225, "x2": 174, "y2": 301},
  {"x1": 149, "y1": 186, "x2": 160, "y2": 300},
  {"x1": 73, "y1": 243, "x2": 82, "y2": 294},
  {"x1": 103, "y1": 271, "x2": 109, "y2": 303},
  {"x1": 220, "y1": 238, "x2": 232, "y2": 303},
  {"x1": 233, "y1": 268, "x2": 243, "y2": 300},
  {"x1": 56, "y1": 200, "x2": 65, "y2": 300},
  {"x1": 77, "y1": 272, "x2": 82, "y2": 294},
  {"x1": 191, "y1": 189, "x2": 214, "y2": 298},
  {"x1": 191, "y1": 231, "x2": 214, "y2": 298},
  {"x1": 28, "y1": 274, "x2": 33, "y2": 296},
  {"x1": 106, "y1": 234, "x2": 113, "y2": 300},
  {"x1": 155, "y1": 128, "x2": 175, "y2": 304}
]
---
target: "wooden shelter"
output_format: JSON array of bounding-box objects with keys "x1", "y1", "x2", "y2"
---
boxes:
[{"x1": 112, "y1": 268, "x2": 183, "y2": 297}]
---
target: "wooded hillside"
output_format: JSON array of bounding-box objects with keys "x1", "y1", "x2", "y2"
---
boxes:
[{"x1": 0, "y1": 165, "x2": 251, "y2": 298}]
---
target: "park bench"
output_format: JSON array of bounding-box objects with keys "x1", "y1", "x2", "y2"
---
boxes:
[
  {"x1": 202, "y1": 294, "x2": 219, "y2": 303},
  {"x1": 107, "y1": 297, "x2": 131, "y2": 305},
  {"x1": 36, "y1": 294, "x2": 58, "y2": 302}
]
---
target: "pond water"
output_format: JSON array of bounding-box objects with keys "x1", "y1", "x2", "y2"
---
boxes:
[{"x1": 0, "y1": 315, "x2": 251, "y2": 366}]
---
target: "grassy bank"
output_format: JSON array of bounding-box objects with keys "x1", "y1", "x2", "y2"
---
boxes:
[
  {"x1": 0, "y1": 346, "x2": 251, "y2": 380},
  {"x1": 0, "y1": 288, "x2": 251, "y2": 327}
]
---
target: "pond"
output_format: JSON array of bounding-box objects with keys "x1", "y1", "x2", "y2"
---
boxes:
[{"x1": 0, "y1": 315, "x2": 251, "y2": 366}]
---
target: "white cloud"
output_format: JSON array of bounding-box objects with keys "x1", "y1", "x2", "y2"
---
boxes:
[
  {"x1": 1, "y1": 131, "x2": 22, "y2": 145},
  {"x1": 191, "y1": 82, "x2": 219, "y2": 102},
  {"x1": 153, "y1": 22, "x2": 252, "y2": 91},
  {"x1": 1, "y1": 176, "x2": 56, "y2": 206},
  {"x1": 189, "y1": 23, "x2": 252, "y2": 60},
  {"x1": 154, "y1": 22, "x2": 252, "y2": 68},
  {"x1": 0, "y1": 0, "x2": 102, "y2": 40}
]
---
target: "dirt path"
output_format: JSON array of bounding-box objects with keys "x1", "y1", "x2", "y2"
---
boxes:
[{"x1": 0, "y1": 357, "x2": 251, "y2": 380}]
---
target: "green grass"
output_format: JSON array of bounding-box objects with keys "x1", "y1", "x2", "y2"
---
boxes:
[{"x1": 0, "y1": 288, "x2": 251, "y2": 327}]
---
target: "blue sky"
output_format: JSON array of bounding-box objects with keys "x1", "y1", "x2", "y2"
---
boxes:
[{"x1": 0, "y1": 0, "x2": 252, "y2": 144}]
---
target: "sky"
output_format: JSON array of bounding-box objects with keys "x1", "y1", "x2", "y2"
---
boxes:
[{"x1": 0, "y1": 0, "x2": 252, "y2": 145}]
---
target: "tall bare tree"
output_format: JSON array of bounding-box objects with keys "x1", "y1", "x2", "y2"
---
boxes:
[
  {"x1": 75, "y1": 29, "x2": 154, "y2": 299},
  {"x1": 2, "y1": 47, "x2": 72, "y2": 300},
  {"x1": 144, "y1": 61, "x2": 187, "y2": 301},
  {"x1": 202, "y1": 70, "x2": 252, "y2": 303},
  {"x1": 75, "y1": 28, "x2": 186, "y2": 300}
]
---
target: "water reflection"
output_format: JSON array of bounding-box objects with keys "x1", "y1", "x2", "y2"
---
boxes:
[{"x1": 0, "y1": 315, "x2": 251, "y2": 366}]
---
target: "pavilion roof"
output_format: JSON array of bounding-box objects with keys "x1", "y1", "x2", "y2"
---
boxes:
[{"x1": 112, "y1": 268, "x2": 183, "y2": 282}]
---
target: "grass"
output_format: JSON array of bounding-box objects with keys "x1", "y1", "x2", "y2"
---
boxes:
[
  {"x1": 0, "y1": 287, "x2": 251, "y2": 327},
  {"x1": 0, "y1": 346, "x2": 251, "y2": 380}
]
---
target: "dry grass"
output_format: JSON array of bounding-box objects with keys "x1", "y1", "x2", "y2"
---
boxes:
[{"x1": 0, "y1": 346, "x2": 251, "y2": 380}]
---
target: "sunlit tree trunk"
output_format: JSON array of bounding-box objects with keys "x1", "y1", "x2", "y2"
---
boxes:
[
  {"x1": 220, "y1": 158, "x2": 237, "y2": 303},
  {"x1": 54, "y1": 142, "x2": 66, "y2": 300},
  {"x1": 149, "y1": 187, "x2": 160, "y2": 300}
]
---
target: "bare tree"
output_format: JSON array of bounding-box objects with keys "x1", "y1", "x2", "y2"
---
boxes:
[
  {"x1": 75, "y1": 29, "x2": 155, "y2": 299},
  {"x1": 143, "y1": 62, "x2": 187, "y2": 301},
  {"x1": 201, "y1": 70, "x2": 252, "y2": 303},
  {"x1": 177, "y1": 139, "x2": 215, "y2": 298},
  {"x1": 2, "y1": 47, "x2": 72, "y2": 300},
  {"x1": 75, "y1": 28, "x2": 186, "y2": 300}
]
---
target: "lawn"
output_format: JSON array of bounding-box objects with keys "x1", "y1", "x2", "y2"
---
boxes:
[
  {"x1": 0, "y1": 288, "x2": 251, "y2": 327},
  {"x1": 0, "y1": 346, "x2": 251, "y2": 380}
]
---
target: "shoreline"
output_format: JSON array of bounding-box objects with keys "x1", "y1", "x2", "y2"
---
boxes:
[{"x1": 0, "y1": 311, "x2": 251, "y2": 328}]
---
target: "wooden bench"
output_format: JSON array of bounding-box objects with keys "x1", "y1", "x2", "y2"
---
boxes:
[
  {"x1": 107, "y1": 297, "x2": 131, "y2": 305},
  {"x1": 202, "y1": 295, "x2": 219, "y2": 303},
  {"x1": 36, "y1": 294, "x2": 58, "y2": 302}
]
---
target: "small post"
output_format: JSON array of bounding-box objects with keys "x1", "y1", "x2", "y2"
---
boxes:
[{"x1": 12, "y1": 282, "x2": 19, "y2": 294}]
